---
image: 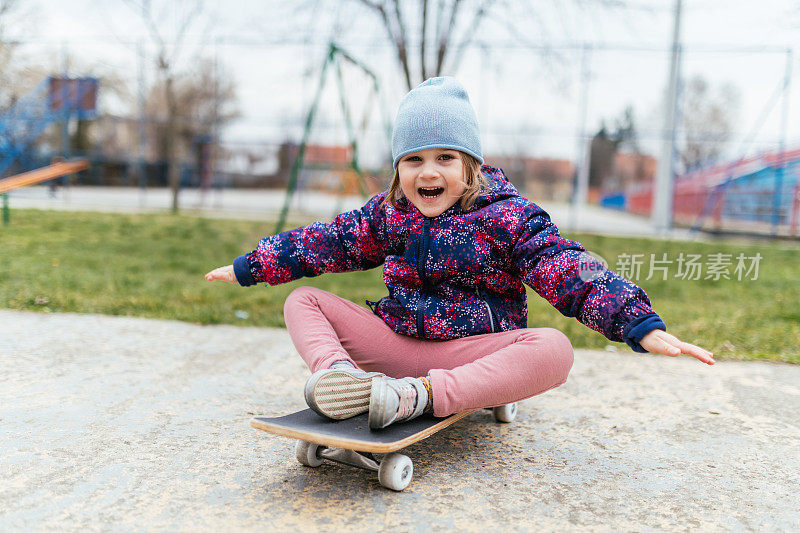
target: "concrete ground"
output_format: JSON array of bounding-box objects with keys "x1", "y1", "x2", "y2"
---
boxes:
[{"x1": 2, "y1": 309, "x2": 799, "y2": 531}]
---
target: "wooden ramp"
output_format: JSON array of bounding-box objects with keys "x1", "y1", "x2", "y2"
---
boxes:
[{"x1": 0, "y1": 159, "x2": 89, "y2": 194}]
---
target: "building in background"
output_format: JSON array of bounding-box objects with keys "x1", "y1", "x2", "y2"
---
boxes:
[{"x1": 487, "y1": 155, "x2": 574, "y2": 202}]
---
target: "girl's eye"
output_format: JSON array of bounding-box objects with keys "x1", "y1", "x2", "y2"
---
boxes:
[
  {"x1": 440, "y1": 154, "x2": 455, "y2": 160},
  {"x1": 406, "y1": 156, "x2": 421, "y2": 162}
]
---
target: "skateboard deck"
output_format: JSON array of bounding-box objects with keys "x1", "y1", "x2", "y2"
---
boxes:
[
  {"x1": 250, "y1": 408, "x2": 474, "y2": 453},
  {"x1": 250, "y1": 404, "x2": 518, "y2": 490}
]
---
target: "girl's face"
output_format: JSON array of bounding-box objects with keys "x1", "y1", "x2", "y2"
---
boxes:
[{"x1": 397, "y1": 148, "x2": 466, "y2": 217}]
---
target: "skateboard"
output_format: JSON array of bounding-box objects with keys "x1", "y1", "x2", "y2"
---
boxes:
[{"x1": 250, "y1": 403, "x2": 518, "y2": 491}]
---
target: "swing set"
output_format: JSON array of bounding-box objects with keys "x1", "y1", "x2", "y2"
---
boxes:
[{"x1": 274, "y1": 42, "x2": 393, "y2": 234}]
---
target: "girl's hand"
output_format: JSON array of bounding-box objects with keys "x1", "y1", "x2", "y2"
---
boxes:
[
  {"x1": 640, "y1": 329, "x2": 715, "y2": 365},
  {"x1": 205, "y1": 265, "x2": 236, "y2": 284}
]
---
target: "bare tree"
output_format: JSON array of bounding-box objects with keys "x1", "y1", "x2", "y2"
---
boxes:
[
  {"x1": 679, "y1": 75, "x2": 740, "y2": 172},
  {"x1": 31, "y1": 54, "x2": 134, "y2": 157},
  {"x1": 0, "y1": 0, "x2": 39, "y2": 111},
  {"x1": 121, "y1": 0, "x2": 208, "y2": 212},
  {"x1": 0, "y1": 0, "x2": 17, "y2": 78},
  {"x1": 354, "y1": 0, "x2": 495, "y2": 90},
  {"x1": 144, "y1": 58, "x2": 239, "y2": 168},
  {"x1": 589, "y1": 124, "x2": 616, "y2": 190},
  {"x1": 589, "y1": 106, "x2": 640, "y2": 190},
  {"x1": 344, "y1": 0, "x2": 646, "y2": 92}
]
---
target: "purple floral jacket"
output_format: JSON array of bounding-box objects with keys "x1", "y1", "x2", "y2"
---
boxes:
[{"x1": 234, "y1": 165, "x2": 665, "y2": 352}]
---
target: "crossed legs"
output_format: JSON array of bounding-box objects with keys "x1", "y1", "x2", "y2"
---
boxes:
[{"x1": 283, "y1": 286, "x2": 574, "y2": 417}]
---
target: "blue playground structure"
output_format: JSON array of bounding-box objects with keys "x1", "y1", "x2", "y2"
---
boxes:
[
  {"x1": 0, "y1": 77, "x2": 99, "y2": 178},
  {"x1": 599, "y1": 148, "x2": 800, "y2": 237},
  {"x1": 720, "y1": 158, "x2": 800, "y2": 224}
]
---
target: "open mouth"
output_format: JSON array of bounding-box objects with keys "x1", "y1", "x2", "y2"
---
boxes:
[{"x1": 418, "y1": 186, "x2": 444, "y2": 198}]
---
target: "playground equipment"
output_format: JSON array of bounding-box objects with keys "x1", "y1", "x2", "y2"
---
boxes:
[
  {"x1": 0, "y1": 158, "x2": 90, "y2": 225},
  {"x1": 0, "y1": 77, "x2": 98, "y2": 177},
  {"x1": 274, "y1": 42, "x2": 393, "y2": 233},
  {"x1": 678, "y1": 149, "x2": 800, "y2": 237},
  {"x1": 0, "y1": 159, "x2": 89, "y2": 195},
  {"x1": 604, "y1": 148, "x2": 800, "y2": 238},
  {"x1": 0, "y1": 76, "x2": 98, "y2": 225},
  {"x1": 0, "y1": 159, "x2": 90, "y2": 225}
]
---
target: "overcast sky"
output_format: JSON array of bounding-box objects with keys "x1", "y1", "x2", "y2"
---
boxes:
[{"x1": 13, "y1": 0, "x2": 800, "y2": 167}]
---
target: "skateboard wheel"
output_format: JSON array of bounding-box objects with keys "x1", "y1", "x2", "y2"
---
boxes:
[
  {"x1": 378, "y1": 453, "x2": 413, "y2": 491},
  {"x1": 493, "y1": 403, "x2": 518, "y2": 423},
  {"x1": 295, "y1": 440, "x2": 324, "y2": 467}
]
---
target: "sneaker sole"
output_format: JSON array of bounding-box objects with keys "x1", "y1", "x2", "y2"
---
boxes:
[{"x1": 305, "y1": 370, "x2": 376, "y2": 420}]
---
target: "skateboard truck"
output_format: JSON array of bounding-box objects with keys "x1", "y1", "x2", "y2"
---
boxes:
[
  {"x1": 310, "y1": 446, "x2": 380, "y2": 472},
  {"x1": 296, "y1": 441, "x2": 414, "y2": 491}
]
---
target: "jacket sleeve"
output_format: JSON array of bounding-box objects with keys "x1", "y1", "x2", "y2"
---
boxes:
[
  {"x1": 233, "y1": 192, "x2": 391, "y2": 286},
  {"x1": 509, "y1": 202, "x2": 665, "y2": 352}
]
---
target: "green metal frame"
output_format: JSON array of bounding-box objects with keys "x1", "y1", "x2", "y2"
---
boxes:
[{"x1": 274, "y1": 42, "x2": 393, "y2": 234}]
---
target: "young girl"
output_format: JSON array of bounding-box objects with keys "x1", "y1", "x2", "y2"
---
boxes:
[{"x1": 206, "y1": 77, "x2": 714, "y2": 430}]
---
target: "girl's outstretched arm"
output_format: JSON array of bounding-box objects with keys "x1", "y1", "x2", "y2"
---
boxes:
[
  {"x1": 640, "y1": 329, "x2": 715, "y2": 365},
  {"x1": 205, "y1": 265, "x2": 236, "y2": 283},
  {"x1": 236, "y1": 192, "x2": 391, "y2": 286}
]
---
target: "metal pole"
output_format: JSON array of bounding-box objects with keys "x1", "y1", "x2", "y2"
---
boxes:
[
  {"x1": 333, "y1": 58, "x2": 367, "y2": 198},
  {"x1": 137, "y1": 39, "x2": 147, "y2": 206},
  {"x1": 2, "y1": 192, "x2": 9, "y2": 225},
  {"x1": 653, "y1": 0, "x2": 683, "y2": 235},
  {"x1": 212, "y1": 36, "x2": 221, "y2": 208},
  {"x1": 771, "y1": 48, "x2": 792, "y2": 235},
  {"x1": 480, "y1": 44, "x2": 490, "y2": 173},
  {"x1": 569, "y1": 43, "x2": 591, "y2": 231},
  {"x1": 332, "y1": 44, "x2": 392, "y2": 168},
  {"x1": 275, "y1": 43, "x2": 336, "y2": 234},
  {"x1": 61, "y1": 42, "x2": 72, "y2": 192}
]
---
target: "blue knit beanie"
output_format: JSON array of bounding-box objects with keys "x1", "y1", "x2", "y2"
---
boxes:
[{"x1": 391, "y1": 77, "x2": 483, "y2": 169}]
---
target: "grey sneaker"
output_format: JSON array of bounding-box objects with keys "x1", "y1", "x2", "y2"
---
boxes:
[
  {"x1": 368, "y1": 376, "x2": 429, "y2": 429},
  {"x1": 304, "y1": 366, "x2": 385, "y2": 420}
]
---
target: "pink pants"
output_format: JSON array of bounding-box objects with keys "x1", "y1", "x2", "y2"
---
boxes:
[{"x1": 283, "y1": 286, "x2": 574, "y2": 417}]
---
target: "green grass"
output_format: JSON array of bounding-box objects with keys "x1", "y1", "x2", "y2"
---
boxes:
[{"x1": 2, "y1": 208, "x2": 798, "y2": 363}]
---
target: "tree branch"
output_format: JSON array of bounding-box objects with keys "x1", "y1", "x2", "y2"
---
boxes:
[
  {"x1": 445, "y1": 0, "x2": 493, "y2": 75},
  {"x1": 420, "y1": 0, "x2": 428, "y2": 80},
  {"x1": 434, "y1": 0, "x2": 461, "y2": 75},
  {"x1": 391, "y1": 0, "x2": 413, "y2": 88},
  {"x1": 123, "y1": 0, "x2": 167, "y2": 69},
  {"x1": 166, "y1": 0, "x2": 205, "y2": 68},
  {"x1": 358, "y1": 0, "x2": 412, "y2": 90},
  {"x1": 432, "y1": 0, "x2": 446, "y2": 71}
]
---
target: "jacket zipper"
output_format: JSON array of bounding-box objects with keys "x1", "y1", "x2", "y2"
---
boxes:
[
  {"x1": 416, "y1": 218, "x2": 431, "y2": 337},
  {"x1": 476, "y1": 287, "x2": 498, "y2": 333}
]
